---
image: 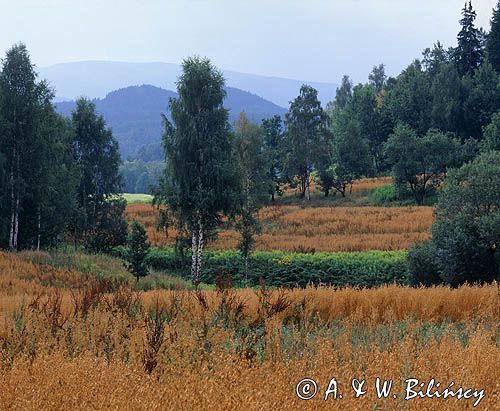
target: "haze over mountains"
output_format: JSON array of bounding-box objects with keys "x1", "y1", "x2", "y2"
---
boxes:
[
  {"x1": 55, "y1": 84, "x2": 288, "y2": 158},
  {"x1": 40, "y1": 61, "x2": 338, "y2": 107}
]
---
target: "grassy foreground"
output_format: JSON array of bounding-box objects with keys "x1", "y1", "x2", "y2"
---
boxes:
[{"x1": 0, "y1": 251, "x2": 498, "y2": 410}]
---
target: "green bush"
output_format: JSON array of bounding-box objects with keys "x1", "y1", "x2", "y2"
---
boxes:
[
  {"x1": 371, "y1": 184, "x2": 397, "y2": 204},
  {"x1": 407, "y1": 240, "x2": 441, "y2": 286},
  {"x1": 142, "y1": 248, "x2": 409, "y2": 288}
]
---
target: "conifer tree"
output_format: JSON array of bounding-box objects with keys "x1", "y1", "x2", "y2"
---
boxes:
[
  {"x1": 124, "y1": 221, "x2": 150, "y2": 282},
  {"x1": 454, "y1": 1, "x2": 484, "y2": 76},
  {"x1": 487, "y1": 1, "x2": 500, "y2": 72}
]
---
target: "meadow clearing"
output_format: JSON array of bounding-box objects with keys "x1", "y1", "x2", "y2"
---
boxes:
[
  {"x1": 125, "y1": 178, "x2": 434, "y2": 253},
  {"x1": 0, "y1": 251, "x2": 498, "y2": 410}
]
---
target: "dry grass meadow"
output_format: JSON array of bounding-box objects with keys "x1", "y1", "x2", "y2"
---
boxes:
[
  {"x1": 0, "y1": 251, "x2": 498, "y2": 410},
  {"x1": 126, "y1": 203, "x2": 433, "y2": 252}
]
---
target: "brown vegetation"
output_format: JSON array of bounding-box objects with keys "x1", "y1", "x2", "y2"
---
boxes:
[
  {"x1": 127, "y1": 203, "x2": 433, "y2": 252},
  {"x1": 0, "y1": 251, "x2": 498, "y2": 410}
]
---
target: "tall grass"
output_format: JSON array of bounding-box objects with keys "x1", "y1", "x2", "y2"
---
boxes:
[
  {"x1": 0, "y1": 252, "x2": 498, "y2": 409},
  {"x1": 126, "y1": 204, "x2": 433, "y2": 252}
]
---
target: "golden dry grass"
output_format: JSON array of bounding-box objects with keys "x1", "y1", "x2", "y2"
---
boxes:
[
  {"x1": 127, "y1": 203, "x2": 433, "y2": 252},
  {"x1": 0, "y1": 251, "x2": 499, "y2": 410}
]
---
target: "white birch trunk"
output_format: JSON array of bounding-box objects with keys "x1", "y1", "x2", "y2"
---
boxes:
[
  {"x1": 196, "y1": 218, "x2": 203, "y2": 285},
  {"x1": 37, "y1": 208, "x2": 41, "y2": 251},
  {"x1": 191, "y1": 228, "x2": 198, "y2": 285}
]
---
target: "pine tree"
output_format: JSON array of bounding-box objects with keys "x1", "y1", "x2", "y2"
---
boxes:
[
  {"x1": 124, "y1": 221, "x2": 150, "y2": 282},
  {"x1": 487, "y1": 0, "x2": 500, "y2": 72},
  {"x1": 454, "y1": 1, "x2": 484, "y2": 76}
]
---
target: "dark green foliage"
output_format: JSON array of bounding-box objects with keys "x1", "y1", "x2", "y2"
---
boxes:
[
  {"x1": 481, "y1": 111, "x2": 500, "y2": 151},
  {"x1": 463, "y1": 61, "x2": 500, "y2": 139},
  {"x1": 368, "y1": 64, "x2": 387, "y2": 95},
  {"x1": 71, "y1": 98, "x2": 126, "y2": 252},
  {"x1": 284, "y1": 85, "x2": 329, "y2": 200},
  {"x1": 0, "y1": 43, "x2": 77, "y2": 250},
  {"x1": 55, "y1": 85, "x2": 287, "y2": 159},
  {"x1": 487, "y1": 1, "x2": 500, "y2": 72},
  {"x1": 453, "y1": 1, "x2": 484, "y2": 76},
  {"x1": 407, "y1": 241, "x2": 441, "y2": 286},
  {"x1": 431, "y1": 151, "x2": 500, "y2": 285},
  {"x1": 330, "y1": 75, "x2": 353, "y2": 110},
  {"x1": 83, "y1": 198, "x2": 128, "y2": 254},
  {"x1": 155, "y1": 56, "x2": 240, "y2": 285},
  {"x1": 261, "y1": 115, "x2": 285, "y2": 201},
  {"x1": 324, "y1": 119, "x2": 372, "y2": 197},
  {"x1": 384, "y1": 124, "x2": 461, "y2": 205},
  {"x1": 384, "y1": 60, "x2": 433, "y2": 135},
  {"x1": 124, "y1": 221, "x2": 151, "y2": 281},
  {"x1": 120, "y1": 160, "x2": 163, "y2": 194},
  {"x1": 143, "y1": 248, "x2": 408, "y2": 288}
]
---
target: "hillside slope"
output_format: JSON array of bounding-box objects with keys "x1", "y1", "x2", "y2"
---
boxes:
[
  {"x1": 55, "y1": 84, "x2": 287, "y2": 158},
  {"x1": 40, "y1": 61, "x2": 337, "y2": 107}
]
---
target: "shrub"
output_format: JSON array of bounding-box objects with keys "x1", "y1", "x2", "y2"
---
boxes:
[
  {"x1": 144, "y1": 248, "x2": 409, "y2": 288},
  {"x1": 370, "y1": 184, "x2": 397, "y2": 204},
  {"x1": 431, "y1": 151, "x2": 500, "y2": 286},
  {"x1": 407, "y1": 240, "x2": 441, "y2": 286}
]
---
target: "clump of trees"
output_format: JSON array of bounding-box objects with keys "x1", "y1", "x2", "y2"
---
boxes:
[
  {"x1": 409, "y1": 150, "x2": 499, "y2": 286},
  {"x1": 0, "y1": 43, "x2": 127, "y2": 252}
]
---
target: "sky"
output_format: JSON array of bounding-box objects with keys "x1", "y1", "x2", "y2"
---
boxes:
[{"x1": 0, "y1": 0, "x2": 497, "y2": 84}]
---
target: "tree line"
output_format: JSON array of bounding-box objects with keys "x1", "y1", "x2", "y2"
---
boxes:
[
  {"x1": 0, "y1": 44, "x2": 127, "y2": 252},
  {"x1": 154, "y1": 1, "x2": 500, "y2": 285}
]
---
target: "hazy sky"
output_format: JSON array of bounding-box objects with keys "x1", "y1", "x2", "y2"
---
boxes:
[{"x1": 0, "y1": 0, "x2": 497, "y2": 84}]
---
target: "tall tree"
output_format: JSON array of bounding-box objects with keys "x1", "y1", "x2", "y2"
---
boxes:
[
  {"x1": 156, "y1": 56, "x2": 240, "y2": 285},
  {"x1": 0, "y1": 43, "x2": 76, "y2": 250},
  {"x1": 384, "y1": 124, "x2": 461, "y2": 205},
  {"x1": 284, "y1": 85, "x2": 329, "y2": 201},
  {"x1": 323, "y1": 116, "x2": 371, "y2": 197},
  {"x1": 488, "y1": 1, "x2": 500, "y2": 73},
  {"x1": 71, "y1": 98, "x2": 126, "y2": 251},
  {"x1": 233, "y1": 112, "x2": 269, "y2": 283},
  {"x1": 331, "y1": 75, "x2": 353, "y2": 110},
  {"x1": 368, "y1": 64, "x2": 387, "y2": 95},
  {"x1": 261, "y1": 115, "x2": 284, "y2": 201},
  {"x1": 454, "y1": 1, "x2": 484, "y2": 76}
]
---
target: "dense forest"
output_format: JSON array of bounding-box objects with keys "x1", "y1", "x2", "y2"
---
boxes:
[{"x1": 0, "y1": 1, "x2": 498, "y2": 286}]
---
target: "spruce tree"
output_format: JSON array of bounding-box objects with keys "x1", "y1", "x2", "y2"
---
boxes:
[
  {"x1": 454, "y1": 1, "x2": 484, "y2": 76},
  {"x1": 124, "y1": 221, "x2": 150, "y2": 282},
  {"x1": 487, "y1": 1, "x2": 500, "y2": 72}
]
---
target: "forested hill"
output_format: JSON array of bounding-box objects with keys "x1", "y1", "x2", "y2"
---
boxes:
[{"x1": 55, "y1": 84, "x2": 287, "y2": 158}]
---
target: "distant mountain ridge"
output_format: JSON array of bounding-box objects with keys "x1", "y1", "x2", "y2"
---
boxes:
[
  {"x1": 55, "y1": 84, "x2": 287, "y2": 158},
  {"x1": 40, "y1": 61, "x2": 337, "y2": 107}
]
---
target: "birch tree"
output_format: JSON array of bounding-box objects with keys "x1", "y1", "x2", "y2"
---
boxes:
[
  {"x1": 0, "y1": 43, "x2": 75, "y2": 250},
  {"x1": 156, "y1": 56, "x2": 239, "y2": 285}
]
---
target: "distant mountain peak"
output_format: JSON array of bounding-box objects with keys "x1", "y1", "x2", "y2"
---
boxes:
[
  {"x1": 40, "y1": 60, "x2": 337, "y2": 107},
  {"x1": 55, "y1": 84, "x2": 287, "y2": 158}
]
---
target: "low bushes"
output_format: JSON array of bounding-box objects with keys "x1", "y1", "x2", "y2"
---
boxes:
[{"x1": 140, "y1": 248, "x2": 408, "y2": 287}]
